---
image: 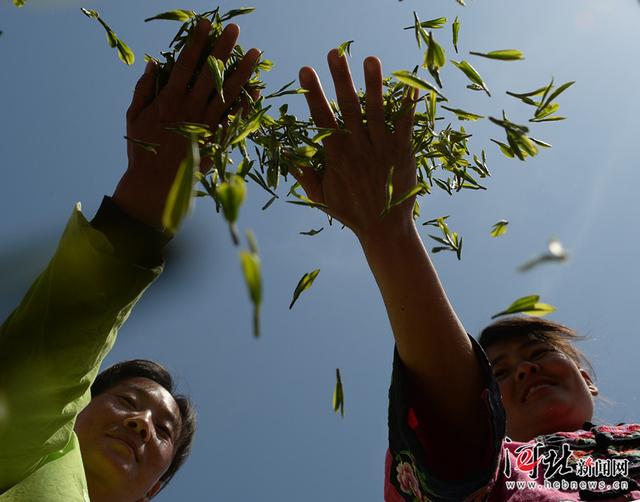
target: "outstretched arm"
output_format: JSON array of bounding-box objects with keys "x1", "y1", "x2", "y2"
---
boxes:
[
  {"x1": 294, "y1": 51, "x2": 492, "y2": 475},
  {"x1": 0, "y1": 20, "x2": 259, "y2": 492}
]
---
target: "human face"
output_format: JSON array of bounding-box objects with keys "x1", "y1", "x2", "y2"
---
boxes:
[
  {"x1": 485, "y1": 335, "x2": 598, "y2": 442},
  {"x1": 75, "y1": 377, "x2": 182, "y2": 502}
]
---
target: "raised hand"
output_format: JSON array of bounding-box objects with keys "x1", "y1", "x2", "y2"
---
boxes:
[
  {"x1": 295, "y1": 50, "x2": 418, "y2": 244},
  {"x1": 113, "y1": 20, "x2": 260, "y2": 231}
]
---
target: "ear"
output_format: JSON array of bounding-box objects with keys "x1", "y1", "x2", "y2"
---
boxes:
[
  {"x1": 580, "y1": 369, "x2": 599, "y2": 396},
  {"x1": 137, "y1": 480, "x2": 163, "y2": 502}
]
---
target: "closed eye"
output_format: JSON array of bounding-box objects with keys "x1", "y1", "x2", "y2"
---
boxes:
[{"x1": 119, "y1": 395, "x2": 136, "y2": 408}]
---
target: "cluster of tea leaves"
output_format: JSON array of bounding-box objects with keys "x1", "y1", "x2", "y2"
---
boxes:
[{"x1": 76, "y1": 6, "x2": 573, "y2": 413}]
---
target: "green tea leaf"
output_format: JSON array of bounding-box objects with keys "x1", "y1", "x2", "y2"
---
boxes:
[
  {"x1": 81, "y1": 9, "x2": 135, "y2": 65},
  {"x1": 12, "y1": 0, "x2": 26, "y2": 6},
  {"x1": 124, "y1": 136, "x2": 160, "y2": 154},
  {"x1": 469, "y1": 49, "x2": 524, "y2": 61},
  {"x1": 256, "y1": 59, "x2": 274, "y2": 72},
  {"x1": 383, "y1": 183, "x2": 428, "y2": 215},
  {"x1": 490, "y1": 219, "x2": 509, "y2": 237},
  {"x1": 543, "y1": 80, "x2": 575, "y2": 108},
  {"x1": 441, "y1": 105, "x2": 484, "y2": 121},
  {"x1": 215, "y1": 175, "x2": 247, "y2": 244},
  {"x1": 392, "y1": 70, "x2": 444, "y2": 97},
  {"x1": 337, "y1": 40, "x2": 354, "y2": 58},
  {"x1": 451, "y1": 59, "x2": 490, "y2": 96},
  {"x1": 404, "y1": 17, "x2": 447, "y2": 30},
  {"x1": 239, "y1": 230, "x2": 262, "y2": 337},
  {"x1": 289, "y1": 269, "x2": 320, "y2": 309},
  {"x1": 207, "y1": 55, "x2": 225, "y2": 102},
  {"x1": 300, "y1": 227, "x2": 324, "y2": 236},
  {"x1": 162, "y1": 137, "x2": 199, "y2": 234},
  {"x1": 332, "y1": 368, "x2": 344, "y2": 417},
  {"x1": 425, "y1": 32, "x2": 446, "y2": 70},
  {"x1": 144, "y1": 10, "x2": 196, "y2": 22},
  {"x1": 491, "y1": 295, "x2": 556, "y2": 319},
  {"x1": 115, "y1": 38, "x2": 135, "y2": 65},
  {"x1": 452, "y1": 17, "x2": 460, "y2": 53},
  {"x1": 220, "y1": 7, "x2": 256, "y2": 22},
  {"x1": 80, "y1": 7, "x2": 99, "y2": 19}
]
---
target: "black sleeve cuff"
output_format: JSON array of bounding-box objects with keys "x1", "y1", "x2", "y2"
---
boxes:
[
  {"x1": 90, "y1": 196, "x2": 170, "y2": 268},
  {"x1": 387, "y1": 334, "x2": 506, "y2": 501}
]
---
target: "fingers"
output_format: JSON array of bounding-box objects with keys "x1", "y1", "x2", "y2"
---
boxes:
[
  {"x1": 327, "y1": 49, "x2": 364, "y2": 136},
  {"x1": 163, "y1": 20, "x2": 211, "y2": 96},
  {"x1": 363, "y1": 56, "x2": 386, "y2": 146},
  {"x1": 205, "y1": 48, "x2": 261, "y2": 126},
  {"x1": 395, "y1": 87, "x2": 418, "y2": 150},
  {"x1": 190, "y1": 23, "x2": 240, "y2": 110},
  {"x1": 127, "y1": 60, "x2": 157, "y2": 121},
  {"x1": 299, "y1": 66, "x2": 339, "y2": 135}
]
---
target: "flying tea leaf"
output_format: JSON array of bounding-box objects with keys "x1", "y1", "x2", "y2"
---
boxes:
[
  {"x1": 124, "y1": 136, "x2": 160, "y2": 154},
  {"x1": 451, "y1": 59, "x2": 490, "y2": 96},
  {"x1": 491, "y1": 295, "x2": 556, "y2": 319},
  {"x1": 162, "y1": 137, "x2": 199, "y2": 234},
  {"x1": 239, "y1": 230, "x2": 262, "y2": 337},
  {"x1": 144, "y1": 10, "x2": 196, "y2": 22},
  {"x1": 441, "y1": 105, "x2": 484, "y2": 121},
  {"x1": 469, "y1": 49, "x2": 524, "y2": 61},
  {"x1": 490, "y1": 220, "x2": 509, "y2": 237},
  {"x1": 220, "y1": 7, "x2": 256, "y2": 22},
  {"x1": 452, "y1": 17, "x2": 460, "y2": 53},
  {"x1": 332, "y1": 368, "x2": 344, "y2": 417},
  {"x1": 300, "y1": 228, "x2": 324, "y2": 236},
  {"x1": 392, "y1": 70, "x2": 444, "y2": 97},
  {"x1": 215, "y1": 175, "x2": 247, "y2": 245},
  {"x1": 337, "y1": 40, "x2": 354, "y2": 58},
  {"x1": 289, "y1": 269, "x2": 320, "y2": 309}
]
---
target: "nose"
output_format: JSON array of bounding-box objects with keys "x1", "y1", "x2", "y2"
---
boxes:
[
  {"x1": 124, "y1": 411, "x2": 153, "y2": 442},
  {"x1": 515, "y1": 360, "x2": 539, "y2": 382}
]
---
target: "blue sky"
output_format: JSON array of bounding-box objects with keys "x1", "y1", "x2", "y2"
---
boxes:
[{"x1": 2, "y1": 0, "x2": 640, "y2": 500}]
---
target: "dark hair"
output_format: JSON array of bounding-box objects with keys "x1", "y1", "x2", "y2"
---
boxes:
[
  {"x1": 90, "y1": 359, "x2": 196, "y2": 495},
  {"x1": 478, "y1": 316, "x2": 595, "y2": 379}
]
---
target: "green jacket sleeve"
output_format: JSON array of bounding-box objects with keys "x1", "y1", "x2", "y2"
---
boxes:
[{"x1": 0, "y1": 202, "x2": 162, "y2": 492}]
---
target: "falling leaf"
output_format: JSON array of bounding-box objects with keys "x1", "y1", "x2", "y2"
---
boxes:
[
  {"x1": 469, "y1": 49, "x2": 525, "y2": 61},
  {"x1": 162, "y1": 137, "x2": 199, "y2": 234},
  {"x1": 332, "y1": 368, "x2": 344, "y2": 417},
  {"x1": 215, "y1": 175, "x2": 247, "y2": 245},
  {"x1": 441, "y1": 105, "x2": 484, "y2": 121},
  {"x1": 289, "y1": 269, "x2": 320, "y2": 309},
  {"x1": 300, "y1": 228, "x2": 324, "y2": 236},
  {"x1": 239, "y1": 230, "x2": 262, "y2": 337},
  {"x1": 392, "y1": 70, "x2": 444, "y2": 97},
  {"x1": 451, "y1": 59, "x2": 490, "y2": 96},
  {"x1": 124, "y1": 136, "x2": 160, "y2": 154},
  {"x1": 490, "y1": 220, "x2": 509, "y2": 237},
  {"x1": 81, "y1": 8, "x2": 135, "y2": 65},
  {"x1": 452, "y1": 17, "x2": 460, "y2": 53},
  {"x1": 337, "y1": 40, "x2": 354, "y2": 58},
  {"x1": 491, "y1": 295, "x2": 556, "y2": 319},
  {"x1": 144, "y1": 10, "x2": 196, "y2": 22}
]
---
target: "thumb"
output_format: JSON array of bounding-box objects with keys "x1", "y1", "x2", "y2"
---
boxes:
[{"x1": 287, "y1": 161, "x2": 324, "y2": 204}]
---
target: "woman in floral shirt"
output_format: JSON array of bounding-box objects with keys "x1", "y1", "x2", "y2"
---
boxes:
[{"x1": 292, "y1": 50, "x2": 640, "y2": 501}]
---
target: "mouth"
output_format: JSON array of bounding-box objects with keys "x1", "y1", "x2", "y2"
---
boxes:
[
  {"x1": 107, "y1": 434, "x2": 140, "y2": 462},
  {"x1": 522, "y1": 382, "x2": 556, "y2": 402}
]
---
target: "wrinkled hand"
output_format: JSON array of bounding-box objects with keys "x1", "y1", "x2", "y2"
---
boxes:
[
  {"x1": 113, "y1": 20, "x2": 260, "y2": 230},
  {"x1": 294, "y1": 50, "x2": 418, "y2": 244}
]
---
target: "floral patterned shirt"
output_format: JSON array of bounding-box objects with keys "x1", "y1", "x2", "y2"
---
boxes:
[{"x1": 384, "y1": 335, "x2": 640, "y2": 501}]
